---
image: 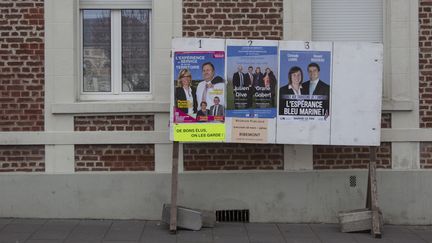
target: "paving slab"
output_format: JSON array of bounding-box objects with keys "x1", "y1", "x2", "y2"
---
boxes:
[
  {"x1": 0, "y1": 231, "x2": 32, "y2": 243},
  {"x1": 213, "y1": 222, "x2": 248, "y2": 236},
  {"x1": 245, "y1": 223, "x2": 286, "y2": 243},
  {"x1": 29, "y1": 219, "x2": 79, "y2": 240},
  {"x1": 64, "y1": 220, "x2": 112, "y2": 243},
  {"x1": 140, "y1": 221, "x2": 176, "y2": 243},
  {"x1": 103, "y1": 220, "x2": 146, "y2": 241},
  {"x1": 177, "y1": 227, "x2": 213, "y2": 243},
  {"x1": 26, "y1": 240, "x2": 64, "y2": 243}
]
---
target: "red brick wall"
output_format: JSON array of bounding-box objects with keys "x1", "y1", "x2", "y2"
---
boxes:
[
  {"x1": 420, "y1": 142, "x2": 432, "y2": 169},
  {"x1": 419, "y1": 0, "x2": 432, "y2": 128},
  {"x1": 74, "y1": 115, "x2": 154, "y2": 131},
  {"x1": 182, "y1": 0, "x2": 284, "y2": 171},
  {"x1": 381, "y1": 113, "x2": 391, "y2": 129},
  {"x1": 74, "y1": 116, "x2": 155, "y2": 171},
  {"x1": 0, "y1": 0, "x2": 44, "y2": 132},
  {"x1": 0, "y1": 145, "x2": 45, "y2": 172},
  {"x1": 314, "y1": 143, "x2": 391, "y2": 169},
  {"x1": 75, "y1": 145, "x2": 155, "y2": 172},
  {"x1": 183, "y1": 0, "x2": 283, "y2": 40},
  {"x1": 0, "y1": 1, "x2": 45, "y2": 173},
  {"x1": 183, "y1": 143, "x2": 283, "y2": 170}
]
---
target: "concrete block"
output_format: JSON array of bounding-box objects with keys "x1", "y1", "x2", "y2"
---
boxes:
[
  {"x1": 162, "y1": 204, "x2": 202, "y2": 231},
  {"x1": 338, "y1": 208, "x2": 372, "y2": 233}
]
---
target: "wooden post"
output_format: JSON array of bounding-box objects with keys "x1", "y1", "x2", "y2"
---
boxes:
[
  {"x1": 170, "y1": 141, "x2": 179, "y2": 234},
  {"x1": 367, "y1": 146, "x2": 382, "y2": 238}
]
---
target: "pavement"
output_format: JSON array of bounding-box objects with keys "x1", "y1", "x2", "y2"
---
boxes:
[{"x1": 0, "y1": 218, "x2": 431, "y2": 243}]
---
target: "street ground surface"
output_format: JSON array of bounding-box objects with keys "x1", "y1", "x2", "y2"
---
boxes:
[{"x1": 0, "y1": 218, "x2": 431, "y2": 243}]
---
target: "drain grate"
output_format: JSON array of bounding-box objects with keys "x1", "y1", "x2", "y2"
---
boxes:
[{"x1": 215, "y1": 209, "x2": 249, "y2": 222}]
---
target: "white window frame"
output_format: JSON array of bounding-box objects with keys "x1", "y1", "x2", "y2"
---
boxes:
[{"x1": 79, "y1": 0, "x2": 153, "y2": 101}]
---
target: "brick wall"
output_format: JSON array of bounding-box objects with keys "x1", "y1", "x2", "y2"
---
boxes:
[
  {"x1": 183, "y1": 0, "x2": 283, "y2": 40},
  {"x1": 419, "y1": 0, "x2": 432, "y2": 128},
  {"x1": 74, "y1": 115, "x2": 154, "y2": 131},
  {"x1": 0, "y1": 0, "x2": 45, "y2": 173},
  {"x1": 420, "y1": 142, "x2": 432, "y2": 169},
  {"x1": 74, "y1": 116, "x2": 155, "y2": 171},
  {"x1": 419, "y1": 0, "x2": 432, "y2": 168},
  {"x1": 381, "y1": 113, "x2": 391, "y2": 129},
  {"x1": 183, "y1": 143, "x2": 283, "y2": 170},
  {"x1": 0, "y1": 145, "x2": 45, "y2": 172},
  {"x1": 314, "y1": 143, "x2": 391, "y2": 169},
  {"x1": 0, "y1": 0, "x2": 44, "y2": 132},
  {"x1": 75, "y1": 145, "x2": 155, "y2": 172}
]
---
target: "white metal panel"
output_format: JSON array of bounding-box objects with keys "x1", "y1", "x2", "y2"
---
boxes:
[
  {"x1": 276, "y1": 41, "x2": 332, "y2": 145},
  {"x1": 330, "y1": 42, "x2": 383, "y2": 146},
  {"x1": 312, "y1": 0, "x2": 383, "y2": 42}
]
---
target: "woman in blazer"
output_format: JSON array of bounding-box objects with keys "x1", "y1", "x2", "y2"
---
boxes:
[{"x1": 174, "y1": 69, "x2": 198, "y2": 114}]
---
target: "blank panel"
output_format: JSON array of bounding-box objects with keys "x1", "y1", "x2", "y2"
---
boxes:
[{"x1": 330, "y1": 42, "x2": 383, "y2": 146}]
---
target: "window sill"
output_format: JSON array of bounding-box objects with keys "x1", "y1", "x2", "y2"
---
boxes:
[
  {"x1": 51, "y1": 101, "x2": 170, "y2": 114},
  {"x1": 382, "y1": 100, "x2": 414, "y2": 112}
]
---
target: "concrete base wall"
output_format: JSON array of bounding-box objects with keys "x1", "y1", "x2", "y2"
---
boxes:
[{"x1": 0, "y1": 171, "x2": 431, "y2": 225}]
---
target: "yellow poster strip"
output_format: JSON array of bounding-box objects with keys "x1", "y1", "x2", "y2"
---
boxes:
[{"x1": 174, "y1": 123, "x2": 225, "y2": 142}]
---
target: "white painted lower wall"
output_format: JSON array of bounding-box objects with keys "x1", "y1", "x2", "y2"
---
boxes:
[{"x1": 0, "y1": 171, "x2": 431, "y2": 225}]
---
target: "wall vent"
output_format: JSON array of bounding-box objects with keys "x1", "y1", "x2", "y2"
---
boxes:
[
  {"x1": 215, "y1": 209, "x2": 249, "y2": 222},
  {"x1": 349, "y1": 175, "x2": 357, "y2": 187}
]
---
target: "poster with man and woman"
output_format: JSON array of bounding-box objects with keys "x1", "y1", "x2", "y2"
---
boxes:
[
  {"x1": 171, "y1": 38, "x2": 226, "y2": 142},
  {"x1": 277, "y1": 41, "x2": 332, "y2": 144},
  {"x1": 173, "y1": 51, "x2": 225, "y2": 123}
]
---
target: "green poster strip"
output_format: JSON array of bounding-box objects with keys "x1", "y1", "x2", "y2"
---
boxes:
[{"x1": 174, "y1": 124, "x2": 225, "y2": 142}]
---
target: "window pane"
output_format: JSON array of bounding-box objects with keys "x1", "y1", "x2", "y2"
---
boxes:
[
  {"x1": 83, "y1": 10, "x2": 111, "y2": 92},
  {"x1": 122, "y1": 10, "x2": 150, "y2": 92}
]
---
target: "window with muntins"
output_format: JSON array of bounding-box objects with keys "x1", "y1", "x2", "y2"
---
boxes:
[{"x1": 80, "y1": 0, "x2": 152, "y2": 100}]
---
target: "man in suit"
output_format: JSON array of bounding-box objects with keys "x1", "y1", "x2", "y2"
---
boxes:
[
  {"x1": 210, "y1": 96, "x2": 225, "y2": 116},
  {"x1": 196, "y1": 62, "x2": 225, "y2": 108},
  {"x1": 245, "y1": 66, "x2": 254, "y2": 86},
  {"x1": 232, "y1": 65, "x2": 247, "y2": 88},
  {"x1": 302, "y1": 63, "x2": 330, "y2": 117}
]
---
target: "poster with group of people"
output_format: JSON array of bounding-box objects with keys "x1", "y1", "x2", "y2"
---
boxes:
[{"x1": 226, "y1": 40, "x2": 278, "y2": 119}]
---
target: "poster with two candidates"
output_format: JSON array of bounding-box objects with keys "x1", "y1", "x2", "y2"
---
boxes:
[
  {"x1": 171, "y1": 38, "x2": 226, "y2": 142},
  {"x1": 277, "y1": 41, "x2": 332, "y2": 144}
]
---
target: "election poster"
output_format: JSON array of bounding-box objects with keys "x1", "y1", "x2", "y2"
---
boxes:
[
  {"x1": 171, "y1": 38, "x2": 226, "y2": 142},
  {"x1": 226, "y1": 40, "x2": 278, "y2": 118},
  {"x1": 276, "y1": 41, "x2": 332, "y2": 144},
  {"x1": 225, "y1": 39, "x2": 277, "y2": 143}
]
